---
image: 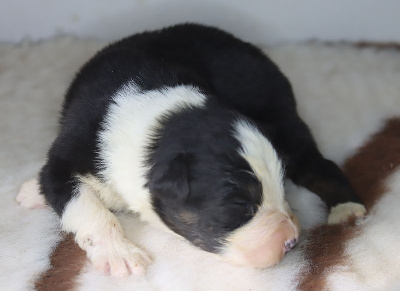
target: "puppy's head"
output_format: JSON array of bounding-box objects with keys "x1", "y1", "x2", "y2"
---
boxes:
[{"x1": 147, "y1": 114, "x2": 299, "y2": 268}]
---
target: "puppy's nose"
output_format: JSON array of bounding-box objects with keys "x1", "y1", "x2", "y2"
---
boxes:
[{"x1": 284, "y1": 238, "x2": 298, "y2": 254}]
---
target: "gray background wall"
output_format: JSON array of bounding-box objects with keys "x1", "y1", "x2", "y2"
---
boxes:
[{"x1": 1, "y1": 0, "x2": 399, "y2": 44}]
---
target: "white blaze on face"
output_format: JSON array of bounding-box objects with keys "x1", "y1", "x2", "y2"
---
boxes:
[{"x1": 221, "y1": 120, "x2": 300, "y2": 268}]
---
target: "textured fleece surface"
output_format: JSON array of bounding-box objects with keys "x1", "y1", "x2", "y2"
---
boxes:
[{"x1": 1, "y1": 37, "x2": 400, "y2": 290}]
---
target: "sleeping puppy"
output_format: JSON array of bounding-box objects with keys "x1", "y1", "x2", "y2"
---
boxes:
[{"x1": 17, "y1": 23, "x2": 366, "y2": 276}]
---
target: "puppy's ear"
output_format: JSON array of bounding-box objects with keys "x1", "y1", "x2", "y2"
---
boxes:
[{"x1": 148, "y1": 153, "x2": 190, "y2": 201}]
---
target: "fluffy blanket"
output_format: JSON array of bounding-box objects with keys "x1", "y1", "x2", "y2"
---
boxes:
[{"x1": 1, "y1": 37, "x2": 400, "y2": 291}]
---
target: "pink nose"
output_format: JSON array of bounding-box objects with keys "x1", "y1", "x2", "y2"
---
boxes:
[{"x1": 284, "y1": 238, "x2": 298, "y2": 254}]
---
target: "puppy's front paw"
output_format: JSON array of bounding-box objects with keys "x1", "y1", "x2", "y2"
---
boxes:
[
  {"x1": 83, "y1": 232, "x2": 152, "y2": 277},
  {"x1": 16, "y1": 179, "x2": 47, "y2": 209},
  {"x1": 328, "y1": 202, "x2": 366, "y2": 224}
]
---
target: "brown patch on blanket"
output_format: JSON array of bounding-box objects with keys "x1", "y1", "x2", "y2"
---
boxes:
[
  {"x1": 35, "y1": 234, "x2": 87, "y2": 291},
  {"x1": 344, "y1": 118, "x2": 400, "y2": 209},
  {"x1": 299, "y1": 218, "x2": 358, "y2": 291},
  {"x1": 299, "y1": 118, "x2": 400, "y2": 290}
]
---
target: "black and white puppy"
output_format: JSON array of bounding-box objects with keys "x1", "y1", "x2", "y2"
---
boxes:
[{"x1": 18, "y1": 24, "x2": 366, "y2": 276}]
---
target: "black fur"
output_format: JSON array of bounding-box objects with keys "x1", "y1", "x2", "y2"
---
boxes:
[
  {"x1": 39, "y1": 23, "x2": 362, "y2": 251},
  {"x1": 146, "y1": 105, "x2": 263, "y2": 251}
]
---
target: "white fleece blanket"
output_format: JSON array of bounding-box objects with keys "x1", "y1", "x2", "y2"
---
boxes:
[{"x1": 1, "y1": 37, "x2": 400, "y2": 290}]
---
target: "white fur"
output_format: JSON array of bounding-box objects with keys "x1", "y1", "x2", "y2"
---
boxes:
[
  {"x1": 62, "y1": 182, "x2": 152, "y2": 276},
  {"x1": 79, "y1": 175, "x2": 128, "y2": 211},
  {"x1": 328, "y1": 202, "x2": 367, "y2": 224},
  {"x1": 234, "y1": 119, "x2": 287, "y2": 213}
]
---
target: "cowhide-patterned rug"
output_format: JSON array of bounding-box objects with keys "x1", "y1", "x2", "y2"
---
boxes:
[{"x1": 1, "y1": 37, "x2": 400, "y2": 291}]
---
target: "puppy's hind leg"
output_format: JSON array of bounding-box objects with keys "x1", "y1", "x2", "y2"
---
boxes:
[
  {"x1": 272, "y1": 117, "x2": 366, "y2": 224},
  {"x1": 62, "y1": 182, "x2": 152, "y2": 276},
  {"x1": 289, "y1": 156, "x2": 367, "y2": 224},
  {"x1": 16, "y1": 178, "x2": 47, "y2": 209}
]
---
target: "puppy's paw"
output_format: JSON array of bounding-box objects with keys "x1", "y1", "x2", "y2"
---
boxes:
[
  {"x1": 16, "y1": 179, "x2": 47, "y2": 209},
  {"x1": 328, "y1": 202, "x2": 366, "y2": 224},
  {"x1": 83, "y1": 232, "x2": 152, "y2": 277}
]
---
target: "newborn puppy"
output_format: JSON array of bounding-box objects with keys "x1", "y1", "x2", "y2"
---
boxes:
[{"x1": 19, "y1": 24, "x2": 365, "y2": 276}]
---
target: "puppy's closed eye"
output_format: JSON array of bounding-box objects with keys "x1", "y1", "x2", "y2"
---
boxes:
[{"x1": 219, "y1": 200, "x2": 257, "y2": 231}]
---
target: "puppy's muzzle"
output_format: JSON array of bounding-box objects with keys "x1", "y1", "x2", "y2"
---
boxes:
[{"x1": 221, "y1": 211, "x2": 300, "y2": 268}]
